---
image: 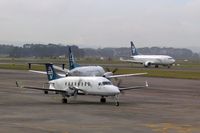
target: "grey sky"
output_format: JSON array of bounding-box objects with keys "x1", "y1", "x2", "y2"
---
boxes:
[{"x1": 0, "y1": 0, "x2": 200, "y2": 48}]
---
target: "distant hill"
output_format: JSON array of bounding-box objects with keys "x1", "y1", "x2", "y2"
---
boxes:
[
  {"x1": 0, "y1": 44, "x2": 199, "y2": 60},
  {"x1": 188, "y1": 46, "x2": 200, "y2": 54}
]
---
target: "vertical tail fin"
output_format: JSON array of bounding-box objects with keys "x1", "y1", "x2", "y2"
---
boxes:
[
  {"x1": 68, "y1": 47, "x2": 79, "y2": 70},
  {"x1": 45, "y1": 63, "x2": 60, "y2": 81},
  {"x1": 130, "y1": 41, "x2": 139, "y2": 56}
]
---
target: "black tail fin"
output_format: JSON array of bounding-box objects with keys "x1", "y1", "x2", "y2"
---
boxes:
[
  {"x1": 130, "y1": 41, "x2": 139, "y2": 56},
  {"x1": 45, "y1": 63, "x2": 60, "y2": 81},
  {"x1": 68, "y1": 47, "x2": 79, "y2": 70}
]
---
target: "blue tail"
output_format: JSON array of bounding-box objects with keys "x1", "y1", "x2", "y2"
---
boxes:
[
  {"x1": 68, "y1": 47, "x2": 79, "y2": 70},
  {"x1": 45, "y1": 63, "x2": 60, "y2": 81},
  {"x1": 130, "y1": 41, "x2": 139, "y2": 56}
]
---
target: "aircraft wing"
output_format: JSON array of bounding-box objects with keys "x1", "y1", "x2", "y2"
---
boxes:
[
  {"x1": 120, "y1": 58, "x2": 142, "y2": 64},
  {"x1": 16, "y1": 81, "x2": 67, "y2": 93},
  {"x1": 119, "y1": 81, "x2": 148, "y2": 91},
  {"x1": 107, "y1": 73, "x2": 147, "y2": 79},
  {"x1": 29, "y1": 70, "x2": 66, "y2": 77}
]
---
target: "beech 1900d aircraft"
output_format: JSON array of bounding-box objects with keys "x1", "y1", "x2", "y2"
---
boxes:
[
  {"x1": 16, "y1": 64, "x2": 148, "y2": 106},
  {"x1": 120, "y1": 42, "x2": 176, "y2": 68},
  {"x1": 60, "y1": 46, "x2": 107, "y2": 76},
  {"x1": 29, "y1": 46, "x2": 119, "y2": 78}
]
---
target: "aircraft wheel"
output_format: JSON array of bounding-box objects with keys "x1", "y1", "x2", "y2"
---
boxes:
[
  {"x1": 100, "y1": 97, "x2": 106, "y2": 103},
  {"x1": 115, "y1": 102, "x2": 119, "y2": 106},
  {"x1": 62, "y1": 98, "x2": 68, "y2": 104},
  {"x1": 44, "y1": 91, "x2": 48, "y2": 94},
  {"x1": 155, "y1": 65, "x2": 159, "y2": 68}
]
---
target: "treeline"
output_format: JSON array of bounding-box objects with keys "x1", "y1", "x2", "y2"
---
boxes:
[
  {"x1": 0, "y1": 43, "x2": 199, "y2": 60},
  {"x1": 0, "y1": 44, "x2": 84, "y2": 58}
]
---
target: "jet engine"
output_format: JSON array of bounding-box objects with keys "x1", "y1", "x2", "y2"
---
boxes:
[{"x1": 144, "y1": 61, "x2": 151, "y2": 67}]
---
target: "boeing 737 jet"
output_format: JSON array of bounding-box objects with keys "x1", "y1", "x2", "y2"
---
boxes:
[
  {"x1": 16, "y1": 64, "x2": 148, "y2": 106},
  {"x1": 120, "y1": 42, "x2": 175, "y2": 68}
]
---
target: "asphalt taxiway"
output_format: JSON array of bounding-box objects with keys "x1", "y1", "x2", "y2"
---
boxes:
[{"x1": 0, "y1": 69, "x2": 200, "y2": 133}]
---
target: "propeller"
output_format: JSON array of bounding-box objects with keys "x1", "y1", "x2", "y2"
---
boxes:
[
  {"x1": 112, "y1": 68, "x2": 118, "y2": 74},
  {"x1": 117, "y1": 79, "x2": 122, "y2": 87},
  {"x1": 104, "y1": 67, "x2": 119, "y2": 80},
  {"x1": 73, "y1": 90, "x2": 78, "y2": 100},
  {"x1": 53, "y1": 65, "x2": 69, "y2": 76},
  {"x1": 105, "y1": 68, "x2": 118, "y2": 74},
  {"x1": 116, "y1": 79, "x2": 125, "y2": 95}
]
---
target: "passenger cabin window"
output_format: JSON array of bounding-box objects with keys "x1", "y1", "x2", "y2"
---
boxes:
[{"x1": 102, "y1": 81, "x2": 112, "y2": 85}]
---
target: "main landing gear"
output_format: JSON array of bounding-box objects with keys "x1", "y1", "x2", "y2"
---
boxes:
[
  {"x1": 100, "y1": 96, "x2": 119, "y2": 106},
  {"x1": 115, "y1": 95, "x2": 119, "y2": 106},
  {"x1": 62, "y1": 98, "x2": 68, "y2": 103}
]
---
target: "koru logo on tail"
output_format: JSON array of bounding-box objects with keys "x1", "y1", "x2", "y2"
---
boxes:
[
  {"x1": 47, "y1": 66, "x2": 53, "y2": 79},
  {"x1": 132, "y1": 48, "x2": 136, "y2": 54}
]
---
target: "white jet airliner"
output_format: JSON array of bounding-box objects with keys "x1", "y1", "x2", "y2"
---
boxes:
[
  {"x1": 16, "y1": 64, "x2": 148, "y2": 106},
  {"x1": 120, "y1": 42, "x2": 176, "y2": 68}
]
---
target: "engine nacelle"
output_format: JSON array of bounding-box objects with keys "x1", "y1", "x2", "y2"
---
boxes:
[
  {"x1": 103, "y1": 72, "x2": 113, "y2": 78},
  {"x1": 144, "y1": 61, "x2": 151, "y2": 67}
]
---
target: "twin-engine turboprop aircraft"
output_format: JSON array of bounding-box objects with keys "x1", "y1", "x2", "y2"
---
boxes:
[
  {"x1": 17, "y1": 64, "x2": 148, "y2": 106},
  {"x1": 58, "y1": 46, "x2": 108, "y2": 77},
  {"x1": 120, "y1": 42, "x2": 176, "y2": 68}
]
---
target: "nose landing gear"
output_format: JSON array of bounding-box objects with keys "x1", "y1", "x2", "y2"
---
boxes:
[
  {"x1": 115, "y1": 95, "x2": 119, "y2": 106},
  {"x1": 100, "y1": 96, "x2": 106, "y2": 103}
]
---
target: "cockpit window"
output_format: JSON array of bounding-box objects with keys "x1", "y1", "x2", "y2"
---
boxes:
[{"x1": 102, "y1": 81, "x2": 112, "y2": 85}]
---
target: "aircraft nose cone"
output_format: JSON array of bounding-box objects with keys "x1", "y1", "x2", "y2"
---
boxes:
[
  {"x1": 107, "y1": 86, "x2": 120, "y2": 95},
  {"x1": 113, "y1": 86, "x2": 120, "y2": 94}
]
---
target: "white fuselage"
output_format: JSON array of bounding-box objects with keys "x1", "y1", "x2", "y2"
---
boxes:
[
  {"x1": 131, "y1": 55, "x2": 175, "y2": 66},
  {"x1": 49, "y1": 76, "x2": 120, "y2": 96},
  {"x1": 69, "y1": 66, "x2": 106, "y2": 76}
]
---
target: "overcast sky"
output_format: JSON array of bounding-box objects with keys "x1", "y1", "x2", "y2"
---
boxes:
[{"x1": 0, "y1": 0, "x2": 200, "y2": 48}]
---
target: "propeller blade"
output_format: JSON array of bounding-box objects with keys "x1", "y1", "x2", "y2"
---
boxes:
[
  {"x1": 112, "y1": 68, "x2": 118, "y2": 73},
  {"x1": 73, "y1": 90, "x2": 78, "y2": 100},
  {"x1": 105, "y1": 68, "x2": 110, "y2": 72},
  {"x1": 117, "y1": 79, "x2": 122, "y2": 87}
]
